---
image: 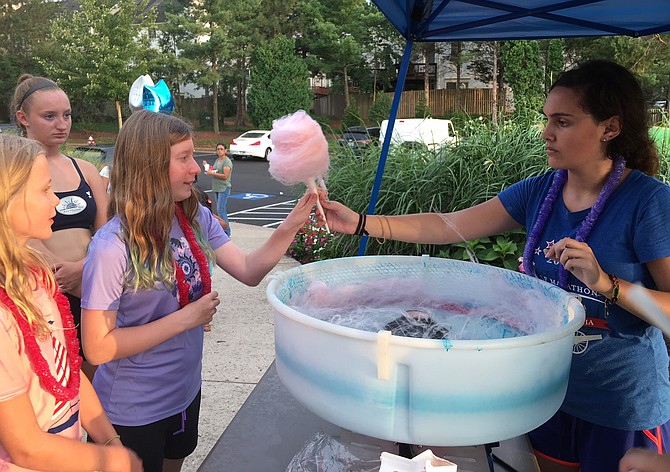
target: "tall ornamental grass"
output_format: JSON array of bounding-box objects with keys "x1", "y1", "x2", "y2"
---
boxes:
[
  {"x1": 319, "y1": 114, "x2": 670, "y2": 268},
  {"x1": 324, "y1": 115, "x2": 549, "y2": 261},
  {"x1": 652, "y1": 112, "x2": 670, "y2": 181}
]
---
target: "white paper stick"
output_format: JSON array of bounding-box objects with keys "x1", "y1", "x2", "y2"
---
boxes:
[{"x1": 306, "y1": 178, "x2": 329, "y2": 233}]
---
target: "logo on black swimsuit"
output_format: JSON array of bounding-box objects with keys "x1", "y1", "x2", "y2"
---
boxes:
[{"x1": 56, "y1": 196, "x2": 87, "y2": 215}]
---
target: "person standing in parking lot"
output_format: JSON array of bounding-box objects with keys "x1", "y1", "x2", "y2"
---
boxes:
[
  {"x1": 11, "y1": 74, "x2": 108, "y2": 382},
  {"x1": 203, "y1": 142, "x2": 232, "y2": 236}
]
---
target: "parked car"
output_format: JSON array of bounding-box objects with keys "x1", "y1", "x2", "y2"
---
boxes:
[
  {"x1": 379, "y1": 118, "x2": 458, "y2": 150},
  {"x1": 0, "y1": 123, "x2": 20, "y2": 135},
  {"x1": 229, "y1": 130, "x2": 273, "y2": 160},
  {"x1": 72, "y1": 144, "x2": 115, "y2": 166},
  {"x1": 337, "y1": 126, "x2": 381, "y2": 154},
  {"x1": 652, "y1": 100, "x2": 668, "y2": 110}
]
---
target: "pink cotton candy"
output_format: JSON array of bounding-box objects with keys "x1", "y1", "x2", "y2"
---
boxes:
[{"x1": 268, "y1": 110, "x2": 329, "y2": 185}]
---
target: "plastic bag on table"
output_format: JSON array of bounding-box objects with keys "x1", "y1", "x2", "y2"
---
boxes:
[{"x1": 285, "y1": 431, "x2": 382, "y2": 472}]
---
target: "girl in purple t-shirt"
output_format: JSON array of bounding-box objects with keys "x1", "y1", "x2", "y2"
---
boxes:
[{"x1": 81, "y1": 110, "x2": 316, "y2": 472}]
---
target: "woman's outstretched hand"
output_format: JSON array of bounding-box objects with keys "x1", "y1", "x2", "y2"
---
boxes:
[{"x1": 313, "y1": 189, "x2": 360, "y2": 235}]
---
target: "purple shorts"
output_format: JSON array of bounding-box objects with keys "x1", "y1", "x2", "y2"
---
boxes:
[{"x1": 528, "y1": 410, "x2": 670, "y2": 471}]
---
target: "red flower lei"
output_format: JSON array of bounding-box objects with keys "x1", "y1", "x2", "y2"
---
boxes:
[
  {"x1": 174, "y1": 203, "x2": 212, "y2": 308},
  {"x1": 0, "y1": 282, "x2": 81, "y2": 402}
]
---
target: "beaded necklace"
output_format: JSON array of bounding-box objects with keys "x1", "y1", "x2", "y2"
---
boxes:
[
  {"x1": 174, "y1": 203, "x2": 211, "y2": 307},
  {"x1": 522, "y1": 156, "x2": 626, "y2": 288},
  {"x1": 0, "y1": 282, "x2": 81, "y2": 402}
]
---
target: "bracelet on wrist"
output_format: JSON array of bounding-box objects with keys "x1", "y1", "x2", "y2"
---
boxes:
[
  {"x1": 604, "y1": 273, "x2": 620, "y2": 308},
  {"x1": 354, "y1": 213, "x2": 369, "y2": 236},
  {"x1": 104, "y1": 434, "x2": 121, "y2": 446}
]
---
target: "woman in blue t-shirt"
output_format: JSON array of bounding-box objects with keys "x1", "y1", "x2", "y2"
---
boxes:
[{"x1": 318, "y1": 60, "x2": 670, "y2": 472}]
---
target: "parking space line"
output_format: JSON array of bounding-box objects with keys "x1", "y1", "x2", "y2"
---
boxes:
[
  {"x1": 226, "y1": 199, "x2": 297, "y2": 228},
  {"x1": 227, "y1": 200, "x2": 297, "y2": 216}
]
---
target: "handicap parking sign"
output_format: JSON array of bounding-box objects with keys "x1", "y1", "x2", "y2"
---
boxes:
[{"x1": 230, "y1": 193, "x2": 274, "y2": 200}]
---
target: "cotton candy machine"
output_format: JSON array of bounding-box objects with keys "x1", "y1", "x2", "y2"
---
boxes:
[{"x1": 267, "y1": 255, "x2": 585, "y2": 447}]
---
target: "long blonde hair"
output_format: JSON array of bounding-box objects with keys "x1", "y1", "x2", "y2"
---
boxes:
[
  {"x1": 0, "y1": 135, "x2": 56, "y2": 338},
  {"x1": 109, "y1": 110, "x2": 213, "y2": 291}
]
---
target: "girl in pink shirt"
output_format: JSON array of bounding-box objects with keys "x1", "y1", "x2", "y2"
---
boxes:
[{"x1": 0, "y1": 135, "x2": 141, "y2": 471}]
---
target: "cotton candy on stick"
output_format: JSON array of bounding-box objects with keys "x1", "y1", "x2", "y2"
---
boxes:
[{"x1": 268, "y1": 110, "x2": 330, "y2": 232}]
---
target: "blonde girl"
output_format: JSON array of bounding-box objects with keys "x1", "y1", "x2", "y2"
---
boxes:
[{"x1": 0, "y1": 135, "x2": 141, "y2": 471}]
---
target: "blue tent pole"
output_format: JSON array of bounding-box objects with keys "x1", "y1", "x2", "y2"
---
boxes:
[{"x1": 357, "y1": 39, "x2": 414, "y2": 256}]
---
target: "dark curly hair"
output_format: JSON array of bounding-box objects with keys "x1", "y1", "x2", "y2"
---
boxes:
[{"x1": 551, "y1": 60, "x2": 658, "y2": 176}]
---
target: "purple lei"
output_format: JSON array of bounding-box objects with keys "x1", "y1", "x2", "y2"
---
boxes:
[{"x1": 522, "y1": 156, "x2": 626, "y2": 288}]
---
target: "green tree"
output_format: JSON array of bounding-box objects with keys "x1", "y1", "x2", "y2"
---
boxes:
[
  {"x1": 169, "y1": 0, "x2": 232, "y2": 132},
  {"x1": 541, "y1": 39, "x2": 564, "y2": 93},
  {"x1": 467, "y1": 41, "x2": 506, "y2": 118},
  {"x1": 299, "y1": 0, "x2": 367, "y2": 108},
  {"x1": 358, "y1": 3, "x2": 404, "y2": 94},
  {"x1": 246, "y1": 35, "x2": 312, "y2": 129},
  {"x1": 0, "y1": 0, "x2": 62, "y2": 121},
  {"x1": 447, "y1": 41, "x2": 477, "y2": 112},
  {"x1": 226, "y1": 0, "x2": 265, "y2": 126},
  {"x1": 149, "y1": 0, "x2": 198, "y2": 113},
  {"x1": 39, "y1": 0, "x2": 156, "y2": 129},
  {"x1": 564, "y1": 35, "x2": 670, "y2": 102},
  {"x1": 502, "y1": 40, "x2": 544, "y2": 114}
]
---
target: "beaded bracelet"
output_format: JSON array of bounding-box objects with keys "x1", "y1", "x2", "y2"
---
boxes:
[{"x1": 604, "y1": 273, "x2": 620, "y2": 308}]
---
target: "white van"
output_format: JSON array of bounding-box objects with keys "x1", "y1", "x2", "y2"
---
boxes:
[{"x1": 379, "y1": 118, "x2": 458, "y2": 150}]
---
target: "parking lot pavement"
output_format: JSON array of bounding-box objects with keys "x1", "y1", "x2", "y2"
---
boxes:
[
  {"x1": 180, "y1": 222, "x2": 300, "y2": 472},
  {"x1": 228, "y1": 199, "x2": 297, "y2": 228}
]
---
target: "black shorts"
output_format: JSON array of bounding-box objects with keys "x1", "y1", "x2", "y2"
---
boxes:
[{"x1": 113, "y1": 391, "x2": 201, "y2": 472}]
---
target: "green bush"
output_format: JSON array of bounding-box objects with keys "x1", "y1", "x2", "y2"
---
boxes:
[
  {"x1": 415, "y1": 98, "x2": 431, "y2": 118},
  {"x1": 321, "y1": 115, "x2": 548, "y2": 264},
  {"x1": 291, "y1": 115, "x2": 670, "y2": 269},
  {"x1": 438, "y1": 231, "x2": 526, "y2": 271},
  {"x1": 287, "y1": 214, "x2": 337, "y2": 264},
  {"x1": 368, "y1": 93, "x2": 392, "y2": 126},
  {"x1": 342, "y1": 104, "x2": 364, "y2": 130}
]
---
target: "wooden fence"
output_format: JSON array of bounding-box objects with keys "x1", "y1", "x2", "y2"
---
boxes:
[
  {"x1": 313, "y1": 88, "x2": 496, "y2": 121},
  {"x1": 650, "y1": 109, "x2": 668, "y2": 126},
  {"x1": 179, "y1": 92, "x2": 667, "y2": 127}
]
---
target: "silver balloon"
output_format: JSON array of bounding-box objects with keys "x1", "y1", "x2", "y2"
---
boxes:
[{"x1": 129, "y1": 75, "x2": 154, "y2": 113}]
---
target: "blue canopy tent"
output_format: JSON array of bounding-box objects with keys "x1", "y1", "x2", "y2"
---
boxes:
[{"x1": 358, "y1": 0, "x2": 670, "y2": 255}]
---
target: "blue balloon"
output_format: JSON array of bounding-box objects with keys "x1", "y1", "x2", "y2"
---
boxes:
[{"x1": 142, "y1": 79, "x2": 175, "y2": 115}]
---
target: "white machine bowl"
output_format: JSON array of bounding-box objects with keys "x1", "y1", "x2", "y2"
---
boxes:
[{"x1": 267, "y1": 256, "x2": 585, "y2": 446}]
